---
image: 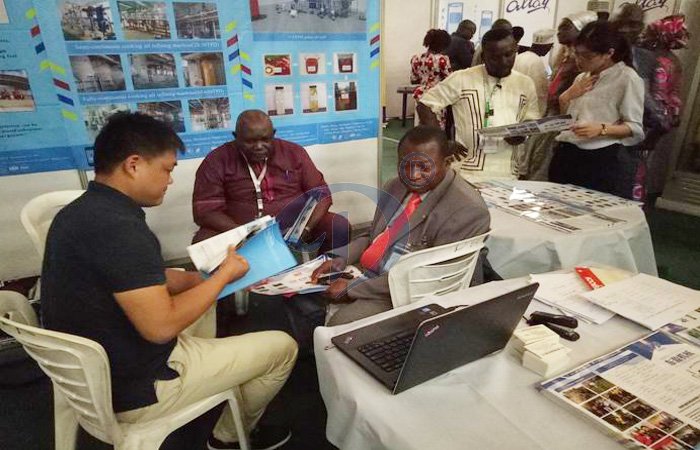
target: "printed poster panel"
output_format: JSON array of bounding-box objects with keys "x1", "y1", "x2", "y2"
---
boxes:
[
  {"x1": 502, "y1": 0, "x2": 556, "y2": 46},
  {"x1": 0, "y1": 0, "x2": 380, "y2": 175},
  {"x1": 436, "y1": 0, "x2": 500, "y2": 40},
  {"x1": 612, "y1": 0, "x2": 679, "y2": 24}
]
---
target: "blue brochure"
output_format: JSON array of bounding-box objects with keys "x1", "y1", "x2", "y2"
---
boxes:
[{"x1": 213, "y1": 223, "x2": 297, "y2": 299}]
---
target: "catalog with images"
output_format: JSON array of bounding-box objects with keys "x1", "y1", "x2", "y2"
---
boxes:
[
  {"x1": 474, "y1": 182, "x2": 630, "y2": 234},
  {"x1": 540, "y1": 331, "x2": 700, "y2": 449}
]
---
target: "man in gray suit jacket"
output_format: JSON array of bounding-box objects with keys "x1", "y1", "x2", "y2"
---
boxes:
[{"x1": 311, "y1": 126, "x2": 490, "y2": 326}]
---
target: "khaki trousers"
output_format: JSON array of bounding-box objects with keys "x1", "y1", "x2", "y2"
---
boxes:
[{"x1": 117, "y1": 323, "x2": 298, "y2": 443}]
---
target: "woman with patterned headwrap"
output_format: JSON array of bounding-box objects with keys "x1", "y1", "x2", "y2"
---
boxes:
[
  {"x1": 518, "y1": 11, "x2": 598, "y2": 181},
  {"x1": 639, "y1": 15, "x2": 689, "y2": 202},
  {"x1": 410, "y1": 29, "x2": 453, "y2": 128}
]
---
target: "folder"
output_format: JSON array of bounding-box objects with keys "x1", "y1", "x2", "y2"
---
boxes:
[{"x1": 212, "y1": 222, "x2": 298, "y2": 299}]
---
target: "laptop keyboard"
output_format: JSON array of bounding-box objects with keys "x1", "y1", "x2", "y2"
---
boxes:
[{"x1": 357, "y1": 330, "x2": 414, "y2": 372}]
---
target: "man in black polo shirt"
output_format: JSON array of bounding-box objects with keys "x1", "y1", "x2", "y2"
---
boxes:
[{"x1": 41, "y1": 112, "x2": 297, "y2": 450}]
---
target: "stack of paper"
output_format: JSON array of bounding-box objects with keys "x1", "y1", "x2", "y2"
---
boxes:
[
  {"x1": 530, "y1": 272, "x2": 616, "y2": 324},
  {"x1": 581, "y1": 274, "x2": 700, "y2": 330},
  {"x1": 187, "y1": 215, "x2": 274, "y2": 273}
]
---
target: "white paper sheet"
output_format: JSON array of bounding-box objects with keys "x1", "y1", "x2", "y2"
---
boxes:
[
  {"x1": 530, "y1": 273, "x2": 616, "y2": 324},
  {"x1": 477, "y1": 114, "x2": 573, "y2": 138},
  {"x1": 582, "y1": 274, "x2": 700, "y2": 330},
  {"x1": 187, "y1": 215, "x2": 274, "y2": 273}
]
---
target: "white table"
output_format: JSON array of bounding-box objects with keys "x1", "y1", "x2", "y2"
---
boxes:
[
  {"x1": 485, "y1": 181, "x2": 657, "y2": 279},
  {"x1": 314, "y1": 279, "x2": 648, "y2": 450}
]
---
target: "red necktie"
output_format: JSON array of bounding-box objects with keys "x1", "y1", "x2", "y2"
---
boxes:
[{"x1": 360, "y1": 193, "x2": 422, "y2": 272}]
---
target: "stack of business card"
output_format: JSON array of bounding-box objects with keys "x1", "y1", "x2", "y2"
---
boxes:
[
  {"x1": 522, "y1": 339, "x2": 571, "y2": 377},
  {"x1": 511, "y1": 325, "x2": 571, "y2": 377},
  {"x1": 511, "y1": 325, "x2": 559, "y2": 356}
]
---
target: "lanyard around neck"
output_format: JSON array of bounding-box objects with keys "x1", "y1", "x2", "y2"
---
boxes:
[
  {"x1": 244, "y1": 157, "x2": 268, "y2": 218},
  {"x1": 482, "y1": 69, "x2": 501, "y2": 128}
]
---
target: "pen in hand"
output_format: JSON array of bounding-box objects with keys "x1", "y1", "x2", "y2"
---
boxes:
[{"x1": 316, "y1": 271, "x2": 354, "y2": 285}]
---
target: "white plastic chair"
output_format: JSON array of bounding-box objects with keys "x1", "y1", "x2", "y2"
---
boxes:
[
  {"x1": 388, "y1": 232, "x2": 490, "y2": 308},
  {"x1": 0, "y1": 290, "x2": 39, "y2": 327},
  {"x1": 20, "y1": 190, "x2": 85, "y2": 258},
  {"x1": 0, "y1": 292, "x2": 250, "y2": 450}
]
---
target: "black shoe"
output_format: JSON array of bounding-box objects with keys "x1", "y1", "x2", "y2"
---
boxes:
[{"x1": 207, "y1": 425, "x2": 292, "y2": 450}]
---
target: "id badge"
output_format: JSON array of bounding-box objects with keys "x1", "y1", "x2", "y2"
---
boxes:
[
  {"x1": 479, "y1": 136, "x2": 499, "y2": 154},
  {"x1": 383, "y1": 242, "x2": 412, "y2": 272}
]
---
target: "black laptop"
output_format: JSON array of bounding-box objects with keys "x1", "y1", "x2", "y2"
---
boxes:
[{"x1": 331, "y1": 284, "x2": 539, "y2": 394}]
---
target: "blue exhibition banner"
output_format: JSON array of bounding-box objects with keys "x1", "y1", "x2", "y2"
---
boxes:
[{"x1": 0, "y1": 0, "x2": 380, "y2": 175}]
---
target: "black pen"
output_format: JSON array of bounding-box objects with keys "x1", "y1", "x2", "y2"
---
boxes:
[{"x1": 316, "y1": 271, "x2": 353, "y2": 284}]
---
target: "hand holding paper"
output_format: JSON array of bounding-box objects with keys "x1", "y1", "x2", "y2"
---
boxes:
[
  {"x1": 213, "y1": 222, "x2": 298, "y2": 299},
  {"x1": 477, "y1": 115, "x2": 574, "y2": 138},
  {"x1": 311, "y1": 259, "x2": 347, "y2": 284},
  {"x1": 572, "y1": 122, "x2": 604, "y2": 139},
  {"x1": 187, "y1": 215, "x2": 273, "y2": 273},
  {"x1": 214, "y1": 247, "x2": 249, "y2": 284}
]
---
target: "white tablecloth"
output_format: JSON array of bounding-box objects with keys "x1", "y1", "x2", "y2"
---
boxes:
[
  {"x1": 314, "y1": 279, "x2": 648, "y2": 450},
  {"x1": 485, "y1": 181, "x2": 657, "y2": 278}
]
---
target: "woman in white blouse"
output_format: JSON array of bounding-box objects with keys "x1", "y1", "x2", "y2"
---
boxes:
[{"x1": 549, "y1": 22, "x2": 644, "y2": 197}]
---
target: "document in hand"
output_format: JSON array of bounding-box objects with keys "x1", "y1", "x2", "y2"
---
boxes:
[
  {"x1": 251, "y1": 255, "x2": 363, "y2": 296},
  {"x1": 187, "y1": 215, "x2": 274, "y2": 273},
  {"x1": 581, "y1": 274, "x2": 700, "y2": 330},
  {"x1": 477, "y1": 114, "x2": 573, "y2": 138},
  {"x1": 214, "y1": 222, "x2": 298, "y2": 299},
  {"x1": 251, "y1": 255, "x2": 330, "y2": 296},
  {"x1": 284, "y1": 196, "x2": 319, "y2": 247}
]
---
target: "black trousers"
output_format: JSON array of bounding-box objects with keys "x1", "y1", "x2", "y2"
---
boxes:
[{"x1": 549, "y1": 142, "x2": 634, "y2": 199}]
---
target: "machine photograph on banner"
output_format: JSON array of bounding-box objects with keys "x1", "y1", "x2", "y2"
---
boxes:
[
  {"x1": 250, "y1": 0, "x2": 368, "y2": 40},
  {"x1": 612, "y1": 0, "x2": 679, "y2": 23},
  {"x1": 437, "y1": 0, "x2": 499, "y2": 40},
  {"x1": 0, "y1": 0, "x2": 380, "y2": 175},
  {"x1": 503, "y1": 0, "x2": 556, "y2": 46}
]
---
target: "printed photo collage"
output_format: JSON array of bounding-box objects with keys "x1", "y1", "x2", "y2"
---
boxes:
[
  {"x1": 0, "y1": 70, "x2": 36, "y2": 114},
  {"x1": 59, "y1": 1, "x2": 221, "y2": 42},
  {"x1": 59, "y1": 1, "x2": 228, "y2": 139},
  {"x1": 262, "y1": 52, "x2": 359, "y2": 117},
  {"x1": 560, "y1": 375, "x2": 700, "y2": 450}
]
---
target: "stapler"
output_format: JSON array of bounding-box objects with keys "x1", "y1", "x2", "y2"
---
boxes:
[{"x1": 526, "y1": 311, "x2": 580, "y2": 341}]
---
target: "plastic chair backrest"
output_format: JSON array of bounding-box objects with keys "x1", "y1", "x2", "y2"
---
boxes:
[
  {"x1": 0, "y1": 290, "x2": 39, "y2": 327},
  {"x1": 20, "y1": 190, "x2": 84, "y2": 258},
  {"x1": 0, "y1": 313, "x2": 123, "y2": 445},
  {"x1": 388, "y1": 232, "x2": 490, "y2": 308}
]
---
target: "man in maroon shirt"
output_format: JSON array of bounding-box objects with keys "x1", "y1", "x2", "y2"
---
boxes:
[{"x1": 192, "y1": 110, "x2": 350, "y2": 252}]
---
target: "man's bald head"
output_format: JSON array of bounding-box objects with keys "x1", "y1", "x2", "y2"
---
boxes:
[
  {"x1": 233, "y1": 110, "x2": 276, "y2": 163},
  {"x1": 235, "y1": 109, "x2": 273, "y2": 135}
]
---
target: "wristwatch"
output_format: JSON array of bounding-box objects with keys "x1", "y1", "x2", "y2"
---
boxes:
[{"x1": 600, "y1": 123, "x2": 608, "y2": 136}]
